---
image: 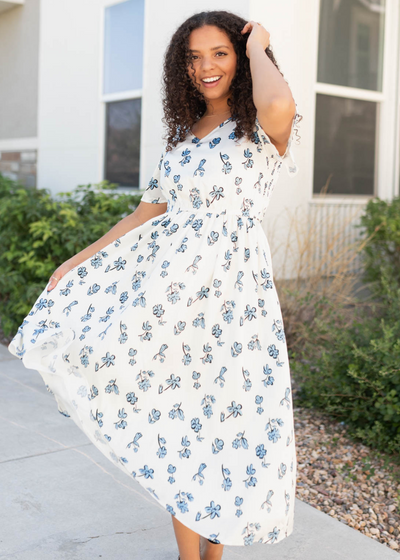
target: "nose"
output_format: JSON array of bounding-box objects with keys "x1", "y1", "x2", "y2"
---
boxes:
[{"x1": 200, "y1": 55, "x2": 215, "y2": 72}]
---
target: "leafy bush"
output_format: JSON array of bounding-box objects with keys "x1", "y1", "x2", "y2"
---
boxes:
[
  {"x1": 0, "y1": 173, "x2": 141, "y2": 338},
  {"x1": 291, "y1": 276, "x2": 400, "y2": 455},
  {"x1": 358, "y1": 196, "x2": 400, "y2": 287},
  {"x1": 289, "y1": 197, "x2": 400, "y2": 456}
]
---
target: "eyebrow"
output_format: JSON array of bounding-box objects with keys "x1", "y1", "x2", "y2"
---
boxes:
[{"x1": 188, "y1": 45, "x2": 230, "y2": 52}]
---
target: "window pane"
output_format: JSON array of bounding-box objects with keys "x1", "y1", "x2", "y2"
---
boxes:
[
  {"x1": 318, "y1": 0, "x2": 385, "y2": 91},
  {"x1": 313, "y1": 94, "x2": 377, "y2": 196},
  {"x1": 103, "y1": 0, "x2": 144, "y2": 94},
  {"x1": 105, "y1": 98, "x2": 141, "y2": 188}
]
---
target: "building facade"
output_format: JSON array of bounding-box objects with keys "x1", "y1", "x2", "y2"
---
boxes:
[{"x1": 0, "y1": 0, "x2": 399, "y2": 276}]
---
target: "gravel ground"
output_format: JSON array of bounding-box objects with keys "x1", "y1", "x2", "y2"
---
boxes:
[{"x1": 294, "y1": 406, "x2": 400, "y2": 553}]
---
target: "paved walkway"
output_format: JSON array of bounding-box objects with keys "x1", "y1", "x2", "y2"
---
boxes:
[{"x1": 0, "y1": 342, "x2": 398, "y2": 560}]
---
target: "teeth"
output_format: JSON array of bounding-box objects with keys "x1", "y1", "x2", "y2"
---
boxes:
[{"x1": 202, "y1": 76, "x2": 221, "y2": 83}]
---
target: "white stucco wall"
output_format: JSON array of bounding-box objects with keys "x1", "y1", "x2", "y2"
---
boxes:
[
  {"x1": 0, "y1": 0, "x2": 40, "y2": 140},
  {"x1": 249, "y1": 0, "x2": 313, "y2": 276},
  {"x1": 37, "y1": 0, "x2": 102, "y2": 194}
]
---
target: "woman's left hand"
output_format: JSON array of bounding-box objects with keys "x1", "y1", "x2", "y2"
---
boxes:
[{"x1": 241, "y1": 21, "x2": 270, "y2": 59}]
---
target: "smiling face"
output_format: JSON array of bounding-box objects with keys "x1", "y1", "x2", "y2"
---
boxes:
[{"x1": 187, "y1": 25, "x2": 237, "y2": 103}]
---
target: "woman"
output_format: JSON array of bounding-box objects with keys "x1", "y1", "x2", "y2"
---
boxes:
[{"x1": 8, "y1": 10, "x2": 301, "y2": 560}]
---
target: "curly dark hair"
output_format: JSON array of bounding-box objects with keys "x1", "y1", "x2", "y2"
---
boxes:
[{"x1": 160, "y1": 10, "x2": 300, "y2": 152}]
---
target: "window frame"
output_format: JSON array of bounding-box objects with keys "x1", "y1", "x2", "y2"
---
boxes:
[
  {"x1": 312, "y1": 0, "x2": 400, "y2": 204},
  {"x1": 99, "y1": 0, "x2": 144, "y2": 193}
]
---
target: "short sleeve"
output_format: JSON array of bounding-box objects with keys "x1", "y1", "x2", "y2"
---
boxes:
[
  {"x1": 141, "y1": 150, "x2": 168, "y2": 204},
  {"x1": 255, "y1": 103, "x2": 302, "y2": 178}
]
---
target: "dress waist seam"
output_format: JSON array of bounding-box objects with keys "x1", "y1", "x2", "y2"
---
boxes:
[{"x1": 166, "y1": 207, "x2": 265, "y2": 221}]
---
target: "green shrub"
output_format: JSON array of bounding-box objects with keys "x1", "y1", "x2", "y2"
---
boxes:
[
  {"x1": 0, "y1": 173, "x2": 141, "y2": 338},
  {"x1": 358, "y1": 196, "x2": 400, "y2": 288},
  {"x1": 290, "y1": 196, "x2": 400, "y2": 456},
  {"x1": 291, "y1": 276, "x2": 400, "y2": 455}
]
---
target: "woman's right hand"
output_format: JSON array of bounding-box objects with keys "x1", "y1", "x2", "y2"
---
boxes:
[{"x1": 46, "y1": 258, "x2": 77, "y2": 292}]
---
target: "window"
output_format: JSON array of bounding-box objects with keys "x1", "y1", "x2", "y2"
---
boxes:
[
  {"x1": 105, "y1": 98, "x2": 141, "y2": 187},
  {"x1": 314, "y1": 95, "x2": 377, "y2": 195},
  {"x1": 314, "y1": 0, "x2": 385, "y2": 196},
  {"x1": 102, "y1": 0, "x2": 144, "y2": 189}
]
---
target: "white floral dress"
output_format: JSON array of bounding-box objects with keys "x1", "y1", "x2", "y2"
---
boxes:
[{"x1": 8, "y1": 110, "x2": 300, "y2": 547}]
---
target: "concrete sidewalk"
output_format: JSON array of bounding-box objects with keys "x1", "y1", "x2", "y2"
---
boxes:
[{"x1": 0, "y1": 342, "x2": 398, "y2": 560}]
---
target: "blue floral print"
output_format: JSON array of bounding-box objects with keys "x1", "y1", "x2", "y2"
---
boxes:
[{"x1": 8, "y1": 108, "x2": 301, "y2": 546}]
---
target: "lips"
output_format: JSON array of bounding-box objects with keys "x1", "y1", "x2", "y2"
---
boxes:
[
  {"x1": 201, "y1": 76, "x2": 222, "y2": 88},
  {"x1": 202, "y1": 74, "x2": 221, "y2": 83}
]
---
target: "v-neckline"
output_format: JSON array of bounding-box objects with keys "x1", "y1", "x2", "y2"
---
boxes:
[{"x1": 189, "y1": 116, "x2": 233, "y2": 142}]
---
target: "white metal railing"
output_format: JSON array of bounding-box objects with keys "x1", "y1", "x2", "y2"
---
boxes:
[{"x1": 308, "y1": 201, "x2": 368, "y2": 275}]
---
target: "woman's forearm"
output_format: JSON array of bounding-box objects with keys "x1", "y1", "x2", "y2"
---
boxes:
[{"x1": 68, "y1": 211, "x2": 142, "y2": 267}]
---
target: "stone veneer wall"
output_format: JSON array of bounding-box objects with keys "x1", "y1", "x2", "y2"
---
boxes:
[{"x1": 0, "y1": 150, "x2": 37, "y2": 188}]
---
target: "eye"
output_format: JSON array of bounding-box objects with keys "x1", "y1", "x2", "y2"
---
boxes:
[{"x1": 189, "y1": 52, "x2": 226, "y2": 60}]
